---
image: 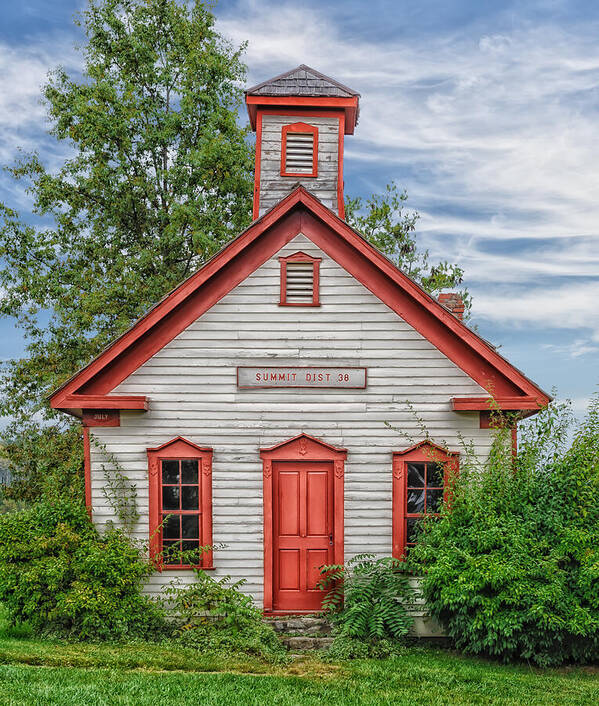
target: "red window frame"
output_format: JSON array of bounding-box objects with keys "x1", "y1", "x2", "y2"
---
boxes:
[
  {"x1": 279, "y1": 251, "x2": 321, "y2": 307},
  {"x1": 280, "y1": 122, "x2": 319, "y2": 177},
  {"x1": 147, "y1": 437, "x2": 213, "y2": 570},
  {"x1": 392, "y1": 441, "x2": 459, "y2": 559}
]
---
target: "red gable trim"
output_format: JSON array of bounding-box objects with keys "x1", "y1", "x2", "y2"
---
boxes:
[
  {"x1": 245, "y1": 95, "x2": 359, "y2": 134},
  {"x1": 50, "y1": 187, "x2": 549, "y2": 412},
  {"x1": 452, "y1": 396, "x2": 544, "y2": 411}
]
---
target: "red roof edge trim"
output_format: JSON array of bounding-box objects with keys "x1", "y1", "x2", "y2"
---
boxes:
[
  {"x1": 49, "y1": 185, "x2": 550, "y2": 414},
  {"x1": 61, "y1": 394, "x2": 148, "y2": 410},
  {"x1": 50, "y1": 191, "x2": 306, "y2": 410},
  {"x1": 452, "y1": 396, "x2": 546, "y2": 411}
]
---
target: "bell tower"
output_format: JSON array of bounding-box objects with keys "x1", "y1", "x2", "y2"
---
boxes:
[{"x1": 245, "y1": 65, "x2": 360, "y2": 220}]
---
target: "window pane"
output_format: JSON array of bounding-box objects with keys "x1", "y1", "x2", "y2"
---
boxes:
[
  {"x1": 162, "y1": 540, "x2": 181, "y2": 562},
  {"x1": 162, "y1": 514, "x2": 180, "y2": 539},
  {"x1": 427, "y1": 463, "x2": 444, "y2": 487},
  {"x1": 406, "y1": 517, "x2": 420, "y2": 544},
  {"x1": 181, "y1": 540, "x2": 199, "y2": 553},
  {"x1": 182, "y1": 514, "x2": 199, "y2": 539},
  {"x1": 162, "y1": 486, "x2": 180, "y2": 511},
  {"x1": 181, "y1": 459, "x2": 198, "y2": 484},
  {"x1": 407, "y1": 463, "x2": 425, "y2": 487},
  {"x1": 426, "y1": 488, "x2": 443, "y2": 514},
  {"x1": 162, "y1": 460, "x2": 179, "y2": 484},
  {"x1": 182, "y1": 486, "x2": 199, "y2": 510},
  {"x1": 407, "y1": 488, "x2": 425, "y2": 514}
]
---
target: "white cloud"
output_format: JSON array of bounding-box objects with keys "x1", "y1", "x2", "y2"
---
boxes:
[
  {"x1": 217, "y1": 0, "x2": 599, "y2": 350},
  {"x1": 0, "y1": 37, "x2": 80, "y2": 169}
]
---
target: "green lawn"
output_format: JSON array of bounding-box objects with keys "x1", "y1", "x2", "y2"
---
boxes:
[{"x1": 0, "y1": 618, "x2": 598, "y2": 705}]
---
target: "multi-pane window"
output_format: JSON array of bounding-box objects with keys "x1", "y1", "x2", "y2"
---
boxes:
[
  {"x1": 405, "y1": 461, "x2": 444, "y2": 548},
  {"x1": 392, "y1": 442, "x2": 458, "y2": 559},
  {"x1": 161, "y1": 458, "x2": 202, "y2": 564},
  {"x1": 147, "y1": 438, "x2": 213, "y2": 569}
]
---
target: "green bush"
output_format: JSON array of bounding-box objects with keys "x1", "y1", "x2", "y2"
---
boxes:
[
  {"x1": 164, "y1": 568, "x2": 287, "y2": 663},
  {"x1": 410, "y1": 396, "x2": 599, "y2": 666},
  {"x1": 325, "y1": 635, "x2": 406, "y2": 660},
  {"x1": 0, "y1": 501, "x2": 165, "y2": 640},
  {"x1": 318, "y1": 553, "x2": 415, "y2": 642}
]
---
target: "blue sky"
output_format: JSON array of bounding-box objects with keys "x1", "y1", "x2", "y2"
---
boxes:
[{"x1": 1, "y1": 0, "x2": 598, "y2": 420}]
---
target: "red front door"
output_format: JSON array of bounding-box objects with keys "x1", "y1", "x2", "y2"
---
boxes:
[{"x1": 272, "y1": 461, "x2": 334, "y2": 611}]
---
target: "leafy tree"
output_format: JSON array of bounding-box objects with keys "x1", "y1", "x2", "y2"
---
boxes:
[
  {"x1": 0, "y1": 0, "x2": 254, "y2": 498},
  {"x1": 345, "y1": 183, "x2": 470, "y2": 315}
]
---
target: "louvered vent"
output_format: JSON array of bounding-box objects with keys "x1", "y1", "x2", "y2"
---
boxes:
[
  {"x1": 285, "y1": 261, "x2": 315, "y2": 303},
  {"x1": 285, "y1": 132, "x2": 315, "y2": 174}
]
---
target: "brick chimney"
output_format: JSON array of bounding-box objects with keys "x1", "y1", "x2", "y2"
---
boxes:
[{"x1": 438, "y1": 293, "x2": 465, "y2": 320}]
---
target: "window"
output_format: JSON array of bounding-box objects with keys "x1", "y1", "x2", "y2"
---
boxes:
[
  {"x1": 392, "y1": 442, "x2": 458, "y2": 558},
  {"x1": 147, "y1": 437, "x2": 213, "y2": 569},
  {"x1": 279, "y1": 251, "x2": 321, "y2": 306},
  {"x1": 280, "y1": 122, "x2": 318, "y2": 177}
]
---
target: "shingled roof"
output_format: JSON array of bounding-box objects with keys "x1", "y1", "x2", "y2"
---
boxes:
[{"x1": 246, "y1": 64, "x2": 360, "y2": 98}]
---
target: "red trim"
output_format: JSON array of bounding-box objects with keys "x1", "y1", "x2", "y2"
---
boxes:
[
  {"x1": 280, "y1": 123, "x2": 318, "y2": 178},
  {"x1": 147, "y1": 438, "x2": 213, "y2": 570},
  {"x1": 279, "y1": 251, "x2": 321, "y2": 306},
  {"x1": 50, "y1": 187, "x2": 549, "y2": 412},
  {"x1": 260, "y1": 434, "x2": 346, "y2": 613},
  {"x1": 245, "y1": 95, "x2": 359, "y2": 134},
  {"x1": 83, "y1": 427, "x2": 92, "y2": 516},
  {"x1": 337, "y1": 113, "x2": 345, "y2": 219},
  {"x1": 392, "y1": 442, "x2": 459, "y2": 559},
  {"x1": 62, "y1": 394, "x2": 148, "y2": 411},
  {"x1": 453, "y1": 396, "x2": 543, "y2": 411},
  {"x1": 252, "y1": 111, "x2": 263, "y2": 220}
]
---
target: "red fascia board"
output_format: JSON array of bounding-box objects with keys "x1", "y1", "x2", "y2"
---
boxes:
[
  {"x1": 50, "y1": 200, "x2": 305, "y2": 406},
  {"x1": 245, "y1": 95, "x2": 358, "y2": 134},
  {"x1": 296, "y1": 201, "x2": 550, "y2": 402},
  {"x1": 50, "y1": 186, "x2": 549, "y2": 409},
  {"x1": 452, "y1": 396, "x2": 544, "y2": 411},
  {"x1": 61, "y1": 394, "x2": 148, "y2": 410}
]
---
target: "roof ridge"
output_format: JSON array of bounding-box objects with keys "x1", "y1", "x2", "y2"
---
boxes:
[{"x1": 245, "y1": 64, "x2": 360, "y2": 98}]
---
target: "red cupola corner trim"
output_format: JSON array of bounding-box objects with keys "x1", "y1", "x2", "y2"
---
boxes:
[{"x1": 49, "y1": 186, "x2": 551, "y2": 418}]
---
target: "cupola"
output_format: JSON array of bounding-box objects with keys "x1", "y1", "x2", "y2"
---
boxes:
[{"x1": 245, "y1": 65, "x2": 360, "y2": 220}]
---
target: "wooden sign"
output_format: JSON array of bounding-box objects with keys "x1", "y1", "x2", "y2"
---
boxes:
[{"x1": 237, "y1": 366, "x2": 367, "y2": 389}]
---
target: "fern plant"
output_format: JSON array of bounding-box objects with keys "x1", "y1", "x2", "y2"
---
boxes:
[{"x1": 318, "y1": 553, "x2": 415, "y2": 640}]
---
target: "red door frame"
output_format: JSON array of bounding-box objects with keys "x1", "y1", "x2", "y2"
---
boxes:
[{"x1": 260, "y1": 434, "x2": 346, "y2": 613}]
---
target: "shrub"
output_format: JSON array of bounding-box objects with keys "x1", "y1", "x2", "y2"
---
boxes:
[
  {"x1": 164, "y1": 568, "x2": 287, "y2": 662},
  {"x1": 0, "y1": 501, "x2": 166, "y2": 640},
  {"x1": 409, "y1": 397, "x2": 599, "y2": 666},
  {"x1": 325, "y1": 635, "x2": 406, "y2": 660},
  {"x1": 318, "y1": 553, "x2": 415, "y2": 642}
]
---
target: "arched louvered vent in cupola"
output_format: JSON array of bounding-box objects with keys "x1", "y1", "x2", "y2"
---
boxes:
[
  {"x1": 279, "y1": 251, "x2": 321, "y2": 307},
  {"x1": 280, "y1": 123, "x2": 318, "y2": 177}
]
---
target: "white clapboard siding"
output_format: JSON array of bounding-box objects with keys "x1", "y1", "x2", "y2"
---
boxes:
[
  {"x1": 259, "y1": 115, "x2": 339, "y2": 215},
  {"x1": 89, "y1": 233, "x2": 493, "y2": 605}
]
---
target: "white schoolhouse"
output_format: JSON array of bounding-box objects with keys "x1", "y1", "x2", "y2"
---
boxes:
[{"x1": 51, "y1": 66, "x2": 549, "y2": 620}]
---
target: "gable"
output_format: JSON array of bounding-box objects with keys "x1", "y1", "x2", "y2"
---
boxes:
[
  {"x1": 50, "y1": 187, "x2": 550, "y2": 415},
  {"x1": 113, "y1": 234, "x2": 488, "y2": 404}
]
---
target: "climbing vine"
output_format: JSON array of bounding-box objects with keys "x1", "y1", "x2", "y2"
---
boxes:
[{"x1": 91, "y1": 435, "x2": 139, "y2": 535}]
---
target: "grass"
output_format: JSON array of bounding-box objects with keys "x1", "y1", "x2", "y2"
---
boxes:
[{"x1": 0, "y1": 612, "x2": 598, "y2": 704}]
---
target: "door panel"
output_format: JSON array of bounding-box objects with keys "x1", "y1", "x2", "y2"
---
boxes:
[{"x1": 273, "y1": 461, "x2": 333, "y2": 611}]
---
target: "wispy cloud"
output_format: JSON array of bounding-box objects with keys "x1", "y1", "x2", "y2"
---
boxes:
[{"x1": 217, "y1": 0, "x2": 599, "y2": 354}]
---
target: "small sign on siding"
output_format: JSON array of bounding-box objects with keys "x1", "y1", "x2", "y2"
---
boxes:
[{"x1": 237, "y1": 366, "x2": 367, "y2": 389}]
